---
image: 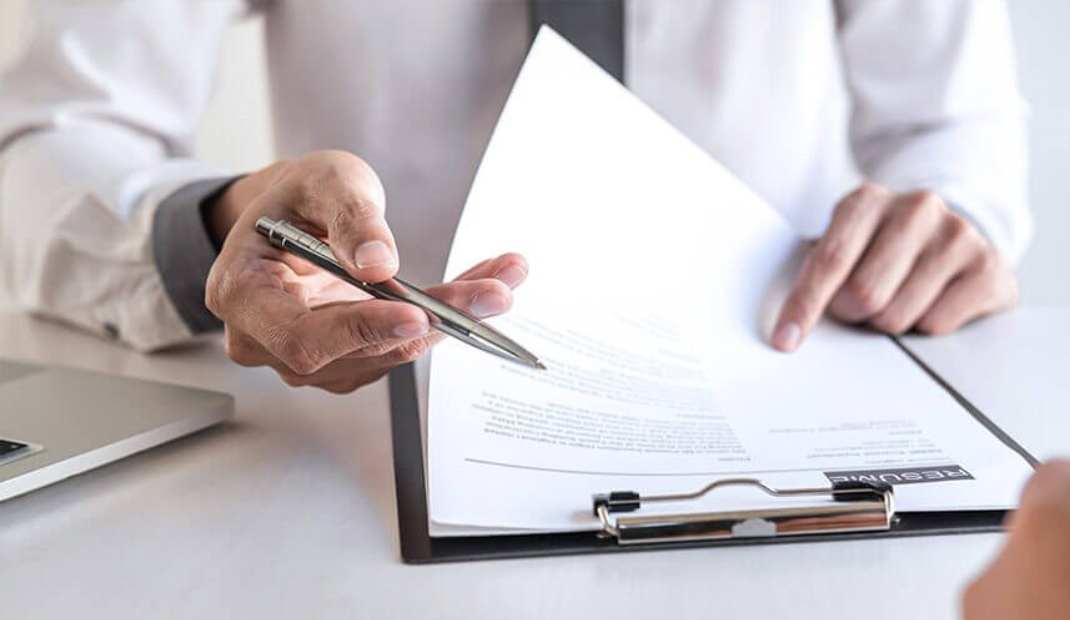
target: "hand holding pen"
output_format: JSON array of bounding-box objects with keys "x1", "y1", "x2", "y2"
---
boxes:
[
  {"x1": 255, "y1": 217, "x2": 544, "y2": 369},
  {"x1": 203, "y1": 151, "x2": 539, "y2": 394}
]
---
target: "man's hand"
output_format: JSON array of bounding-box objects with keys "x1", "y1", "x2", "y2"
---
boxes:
[
  {"x1": 772, "y1": 183, "x2": 1018, "y2": 351},
  {"x1": 204, "y1": 150, "x2": 528, "y2": 393},
  {"x1": 962, "y1": 460, "x2": 1070, "y2": 620}
]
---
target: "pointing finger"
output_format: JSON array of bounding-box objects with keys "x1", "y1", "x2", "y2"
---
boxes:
[{"x1": 772, "y1": 184, "x2": 890, "y2": 351}]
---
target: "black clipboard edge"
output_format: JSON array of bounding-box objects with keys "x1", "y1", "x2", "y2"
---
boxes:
[
  {"x1": 891, "y1": 337, "x2": 1038, "y2": 467},
  {"x1": 388, "y1": 361, "x2": 1015, "y2": 564}
]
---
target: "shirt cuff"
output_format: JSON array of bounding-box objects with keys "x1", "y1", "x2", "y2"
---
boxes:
[{"x1": 151, "y1": 176, "x2": 241, "y2": 334}]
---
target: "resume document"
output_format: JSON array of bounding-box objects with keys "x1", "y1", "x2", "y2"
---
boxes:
[{"x1": 425, "y1": 29, "x2": 1033, "y2": 535}]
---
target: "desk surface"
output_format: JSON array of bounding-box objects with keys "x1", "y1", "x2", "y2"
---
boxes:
[{"x1": 2, "y1": 307, "x2": 1068, "y2": 620}]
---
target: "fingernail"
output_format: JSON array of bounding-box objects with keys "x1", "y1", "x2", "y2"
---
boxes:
[
  {"x1": 394, "y1": 321, "x2": 429, "y2": 338},
  {"x1": 495, "y1": 265, "x2": 527, "y2": 288},
  {"x1": 773, "y1": 322, "x2": 801, "y2": 352},
  {"x1": 470, "y1": 293, "x2": 508, "y2": 318},
  {"x1": 354, "y1": 241, "x2": 396, "y2": 269}
]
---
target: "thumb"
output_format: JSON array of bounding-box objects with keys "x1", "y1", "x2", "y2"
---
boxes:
[{"x1": 269, "y1": 151, "x2": 400, "y2": 283}]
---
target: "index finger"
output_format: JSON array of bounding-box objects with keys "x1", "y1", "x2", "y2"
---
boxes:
[{"x1": 772, "y1": 185, "x2": 889, "y2": 351}]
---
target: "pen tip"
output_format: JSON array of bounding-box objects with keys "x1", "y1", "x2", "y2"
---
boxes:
[{"x1": 534, "y1": 360, "x2": 547, "y2": 371}]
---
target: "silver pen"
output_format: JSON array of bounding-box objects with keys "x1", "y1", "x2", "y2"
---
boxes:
[{"x1": 255, "y1": 217, "x2": 546, "y2": 370}]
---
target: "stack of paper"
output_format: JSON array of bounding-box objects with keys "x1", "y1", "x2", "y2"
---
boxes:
[{"x1": 426, "y1": 28, "x2": 1033, "y2": 536}]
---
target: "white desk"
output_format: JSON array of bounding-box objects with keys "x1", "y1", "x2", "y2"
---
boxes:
[{"x1": 2, "y1": 307, "x2": 1068, "y2": 620}]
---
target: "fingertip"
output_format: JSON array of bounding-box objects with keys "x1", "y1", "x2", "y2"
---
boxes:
[
  {"x1": 771, "y1": 321, "x2": 802, "y2": 352},
  {"x1": 495, "y1": 263, "x2": 528, "y2": 289},
  {"x1": 498, "y1": 252, "x2": 529, "y2": 272},
  {"x1": 915, "y1": 317, "x2": 949, "y2": 337},
  {"x1": 471, "y1": 294, "x2": 509, "y2": 318},
  {"x1": 458, "y1": 252, "x2": 528, "y2": 284},
  {"x1": 469, "y1": 280, "x2": 513, "y2": 318},
  {"x1": 373, "y1": 302, "x2": 428, "y2": 339},
  {"x1": 352, "y1": 240, "x2": 399, "y2": 282},
  {"x1": 394, "y1": 319, "x2": 429, "y2": 339},
  {"x1": 354, "y1": 265, "x2": 399, "y2": 284}
]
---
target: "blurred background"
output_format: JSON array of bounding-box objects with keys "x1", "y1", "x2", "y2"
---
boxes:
[{"x1": 0, "y1": 1, "x2": 1066, "y2": 304}]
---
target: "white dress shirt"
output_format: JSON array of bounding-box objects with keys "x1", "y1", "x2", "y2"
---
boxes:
[{"x1": 0, "y1": 0, "x2": 1030, "y2": 351}]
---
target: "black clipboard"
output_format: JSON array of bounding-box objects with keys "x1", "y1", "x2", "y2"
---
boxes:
[{"x1": 389, "y1": 339, "x2": 1037, "y2": 564}]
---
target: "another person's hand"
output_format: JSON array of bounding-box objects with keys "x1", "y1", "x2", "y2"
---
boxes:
[
  {"x1": 204, "y1": 150, "x2": 528, "y2": 393},
  {"x1": 962, "y1": 460, "x2": 1070, "y2": 620},
  {"x1": 772, "y1": 183, "x2": 1018, "y2": 352}
]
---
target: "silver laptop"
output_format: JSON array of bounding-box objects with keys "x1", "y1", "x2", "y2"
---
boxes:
[{"x1": 0, "y1": 358, "x2": 233, "y2": 502}]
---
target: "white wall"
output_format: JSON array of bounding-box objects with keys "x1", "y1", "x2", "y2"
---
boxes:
[
  {"x1": 1010, "y1": 0, "x2": 1070, "y2": 305},
  {"x1": 0, "y1": 1, "x2": 1066, "y2": 303}
]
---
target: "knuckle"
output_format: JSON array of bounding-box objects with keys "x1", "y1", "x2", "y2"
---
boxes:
[
  {"x1": 316, "y1": 151, "x2": 384, "y2": 203},
  {"x1": 909, "y1": 252, "x2": 941, "y2": 281},
  {"x1": 270, "y1": 329, "x2": 320, "y2": 375},
  {"x1": 327, "y1": 208, "x2": 358, "y2": 248},
  {"x1": 943, "y1": 213, "x2": 974, "y2": 243},
  {"x1": 348, "y1": 313, "x2": 385, "y2": 347},
  {"x1": 223, "y1": 331, "x2": 255, "y2": 366},
  {"x1": 205, "y1": 287, "x2": 222, "y2": 317},
  {"x1": 205, "y1": 274, "x2": 222, "y2": 315},
  {"x1": 318, "y1": 149, "x2": 362, "y2": 164},
  {"x1": 293, "y1": 167, "x2": 322, "y2": 200},
  {"x1": 205, "y1": 269, "x2": 236, "y2": 317},
  {"x1": 976, "y1": 248, "x2": 1004, "y2": 274},
  {"x1": 845, "y1": 278, "x2": 886, "y2": 315},
  {"x1": 834, "y1": 196, "x2": 861, "y2": 220},
  {"x1": 836, "y1": 182, "x2": 890, "y2": 218},
  {"x1": 811, "y1": 242, "x2": 851, "y2": 275},
  {"x1": 344, "y1": 195, "x2": 384, "y2": 221},
  {"x1": 294, "y1": 151, "x2": 364, "y2": 199},
  {"x1": 901, "y1": 198, "x2": 929, "y2": 222},
  {"x1": 908, "y1": 189, "x2": 944, "y2": 209},
  {"x1": 901, "y1": 190, "x2": 944, "y2": 222},
  {"x1": 313, "y1": 150, "x2": 366, "y2": 177},
  {"x1": 851, "y1": 182, "x2": 889, "y2": 204}
]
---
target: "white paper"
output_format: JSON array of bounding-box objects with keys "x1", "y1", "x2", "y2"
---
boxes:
[{"x1": 427, "y1": 28, "x2": 1033, "y2": 534}]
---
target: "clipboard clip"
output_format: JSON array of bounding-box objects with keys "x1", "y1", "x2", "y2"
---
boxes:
[{"x1": 593, "y1": 478, "x2": 894, "y2": 545}]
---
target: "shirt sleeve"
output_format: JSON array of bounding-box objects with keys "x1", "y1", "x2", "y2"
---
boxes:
[
  {"x1": 835, "y1": 0, "x2": 1032, "y2": 265},
  {"x1": 0, "y1": 0, "x2": 246, "y2": 351}
]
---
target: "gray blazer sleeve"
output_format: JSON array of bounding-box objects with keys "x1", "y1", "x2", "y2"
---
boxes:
[{"x1": 151, "y1": 176, "x2": 241, "y2": 334}]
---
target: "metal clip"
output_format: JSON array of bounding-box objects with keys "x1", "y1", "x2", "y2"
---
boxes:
[{"x1": 593, "y1": 478, "x2": 894, "y2": 545}]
